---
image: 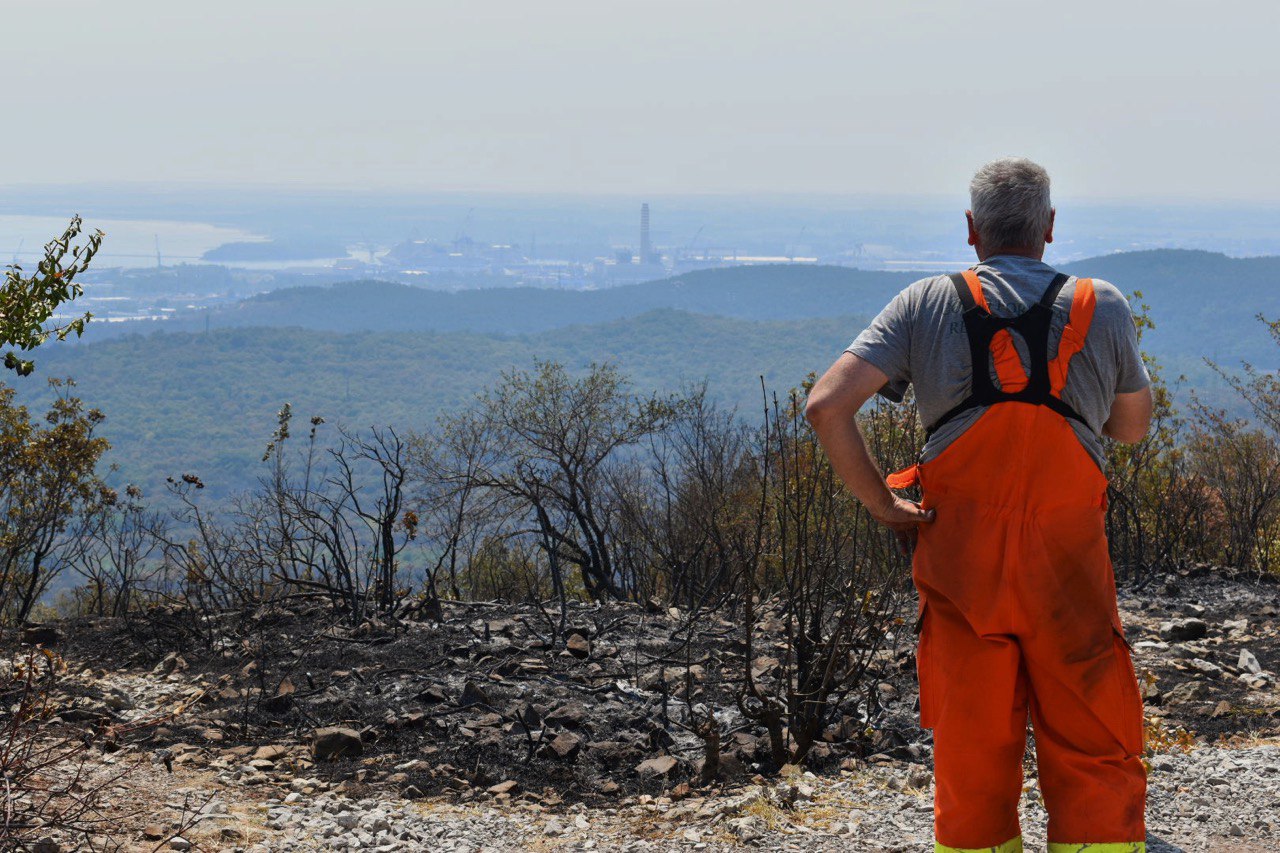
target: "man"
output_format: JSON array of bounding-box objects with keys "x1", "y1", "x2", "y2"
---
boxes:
[{"x1": 806, "y1": 157, "x2": 1153, "y2": 852}]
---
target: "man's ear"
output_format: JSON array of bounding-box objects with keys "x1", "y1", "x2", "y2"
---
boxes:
[
  {"x1": 1045, "y1": 208, "x2": 1055, "y2": 245},
  {"x1": 966, "y1": 210, "x2": 978, "y2": 248}
]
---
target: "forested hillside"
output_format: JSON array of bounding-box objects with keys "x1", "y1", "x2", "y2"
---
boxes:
[
  {"x1": 19, "y1": 249, "x2": 1280, "y2": 498},
  {"x1": 90, "y1": 250, "x2": 1280, "y2": 373},
  {"x1": 19, "y1": 310, "x2": 862, "y2": 498},
  {"x1": 94, "y1": 264, "x2": 911, "y2": 336}
]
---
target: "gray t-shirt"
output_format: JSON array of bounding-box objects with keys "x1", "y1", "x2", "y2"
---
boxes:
[{"x1": 846, "y1": 255, "x2": 1150, "y2": 470}]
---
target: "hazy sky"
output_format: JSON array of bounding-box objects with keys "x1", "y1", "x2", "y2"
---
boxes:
[{"x1": 7, "y1": 0, "x2": 1278, "y2": 200}]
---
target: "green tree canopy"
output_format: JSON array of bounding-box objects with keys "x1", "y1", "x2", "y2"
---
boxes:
[{"x1": 1, "y1": 216, "x2": 102, "y2": 375}]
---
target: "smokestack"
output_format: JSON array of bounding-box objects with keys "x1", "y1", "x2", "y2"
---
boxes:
[{"x1": 640, "y1": 203, "x2": 652, "y2": 264}]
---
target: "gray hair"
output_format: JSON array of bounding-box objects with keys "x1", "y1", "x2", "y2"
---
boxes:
[{"x1": 969, "y1": 157, "x2": 1053, "y2": 252}]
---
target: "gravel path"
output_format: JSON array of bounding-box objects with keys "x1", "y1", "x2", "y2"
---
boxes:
[{"x1": 223, "y1": 743, "x2": 1277, "y2": 852}]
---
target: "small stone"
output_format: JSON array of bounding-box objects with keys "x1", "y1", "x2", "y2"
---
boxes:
[
  {"x1": 636, "y1": 755, "x2": 679, "y2": 778},
  {"x1": 459, "y1": 680, "x2": 492, "y2": 708},
  {"x1": 142, "y1": 825, "x2": 166, "y2": 841},
  {"x1": 1163, "y1": 681, "x2": 1207, "y2": 706},
  {"x1": 153, "y1": 652, "x2": 187, "y2": 675},
  {"x1": 566, "y1": 633, "x2": 591, "y2": 658},
  {"x1": 253, "y1": 744, "x2": 290, "y2": 762},
  {"x1": 1159, "y1": 618, "x2": 1208, "y2": 642},
  {"x1": 168, "y1": 838, "x2": 191, "y2": 852},
  {"x1": 546, "y1": 731, "x2": 583, "y2": 761},
  {"x1": 312, "y1": 726, "x2": 363, "y2": 760},
  {"x1": 907, "y1": 769, "x2": 933, "y2": 789},
  {"x1": 488, "y1": 779, "x2": 519, "y2": 795},
  {"x1": 729, "y1": 815, "x2": 766, "y2": 842},
  {"x1": 546, "y1": 702, "x2": 587, "y2": 728},
  {"x1": 1239, "y1": 649, "x2": 1263, "y2": 675},
  {"x1": 1188, "y1": 658, "x2": 1222, "y2": 676}
]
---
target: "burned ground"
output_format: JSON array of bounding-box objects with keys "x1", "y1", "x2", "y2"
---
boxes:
[{"x1": 3, "y1": 567, "x2": 1278, "y2": 851}]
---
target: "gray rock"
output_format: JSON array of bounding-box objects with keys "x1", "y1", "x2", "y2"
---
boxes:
[
  {"x1": 1160, "y1": 618, "x2": 1208, "y2": 642},
  {"x1": 1164, "y1": 680, "x2": 1208, "y2": 706},
  {"x1": 1239, "y1": 648, "x2": 1263, "y2": 675},
  {"x1": 1189, "y1": 658, "x2": 1222, "y2": 676},
  {"x1": 545, "y1": 731, "x2": 583, "y2": 761},
  {"x1": 458, "y1": 681, "x2": 492, "y2": 708}
]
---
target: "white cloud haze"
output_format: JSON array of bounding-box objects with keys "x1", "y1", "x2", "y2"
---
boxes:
[{"x1": 6, "y1": 0, "x2": 1278, "y2": 200}]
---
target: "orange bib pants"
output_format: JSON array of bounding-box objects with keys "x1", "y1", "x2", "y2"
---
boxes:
[{"x1": 890, "y1": 272, "x2": 1147, "y2": 851}]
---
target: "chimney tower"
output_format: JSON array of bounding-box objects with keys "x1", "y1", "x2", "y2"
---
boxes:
[{"x1": 640, "y1": 203, "x2": 652, "y2": 264}]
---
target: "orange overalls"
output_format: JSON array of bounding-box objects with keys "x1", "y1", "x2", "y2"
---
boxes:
[{"x1": 887, "y1": 271, "x2": 1147, "y2": 852}]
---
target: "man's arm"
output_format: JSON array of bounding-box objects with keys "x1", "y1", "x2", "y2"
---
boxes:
[
  {"x1": 1103, "y1": 387, "x2": 1153, "y2": 443},
  {"x1": 806, "y1": 352, "x2": 934, "y2": 552}
]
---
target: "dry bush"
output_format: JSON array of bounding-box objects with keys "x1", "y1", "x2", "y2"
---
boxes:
[
  {"x1": 0, "y1": 648, "x2": 126, "y2": 851},
  {"x1": 735, "y1": 386, "x2": 918, "y2": 768}
]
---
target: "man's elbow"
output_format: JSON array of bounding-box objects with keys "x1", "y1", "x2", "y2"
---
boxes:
[
  {"x1": 805, "y1": 391, "x2": 857, "y2": 432},
  {"x1": 1105, "y1": 421, "x2": 1150, "y2": 444},
  {"x1": 804, "y1": 394, "x2": 836, "y2": 428},
  {"x1": 1104, "y1": 388, "x2": 1154, "y2": 444},
  {"x1": 807, "y1": 353, "x2": 885, "y2": 429}
]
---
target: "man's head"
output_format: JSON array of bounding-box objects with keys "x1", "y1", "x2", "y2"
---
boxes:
[{"x1": 966, "y1": 157, "x2": 1055, "y2": 261}]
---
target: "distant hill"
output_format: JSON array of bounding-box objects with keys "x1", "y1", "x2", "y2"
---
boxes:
[
  {"x1": 87, "y1": 264, "x2": 914, "y2": 338},
  {"x1": 1061, "y1": 250, "x2": 1280, "y2": 385},
  {"x1": 201, "y1": 239, "x2": 349, "y2": 262},
  {"x1": 19, "y1": 309, "x2": 865, "y2": 500},
  {"x1": 24, "y1": 249, "x2": 1280, "y2": 499},
  {"x1": 83, "y1": 252, "x2": 1280, "y2": 375}
]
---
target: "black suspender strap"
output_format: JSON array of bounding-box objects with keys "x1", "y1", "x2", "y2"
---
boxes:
[
  {"x1": 926, "y1": 271, "x2": 1089, "y2": 437},
  {"x1": 948, "y1": 272, "x2": 978, "y2": 312},
  {"x1": 1038, "y1": 273, "x2": 1071, "y2": 309}
]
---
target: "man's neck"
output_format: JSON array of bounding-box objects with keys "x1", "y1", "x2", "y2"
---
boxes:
[{"x1": 976, "y1": 246, "x2": 1045, "y2": 263}]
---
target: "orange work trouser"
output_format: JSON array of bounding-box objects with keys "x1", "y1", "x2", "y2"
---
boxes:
[{"x1": 904, "y1": 401, "x2": 1147, "y2": 849}]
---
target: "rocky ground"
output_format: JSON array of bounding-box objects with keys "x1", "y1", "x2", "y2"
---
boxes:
[{"x1": 3, "y1": 566, "x2": 1278, "y2": 852}]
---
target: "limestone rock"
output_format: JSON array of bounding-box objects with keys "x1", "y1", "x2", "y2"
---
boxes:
[
  {"x1": 1239, "y1": 648, "x2": 1263, "y2": 675},
  {"x1": 636, "y1": 755, "x2": 679, "y2": 778},
  {"x1": 1160, "y1": 618, "x2": 1208, "y2": 642},
  {"x1": 312, "y1": 726, "x2": 363, "y2": 760}
]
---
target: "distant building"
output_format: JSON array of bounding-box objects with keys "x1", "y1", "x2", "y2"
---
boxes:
[{"x1": 640, "y1": 203, "x2": 654, "y2": 264}]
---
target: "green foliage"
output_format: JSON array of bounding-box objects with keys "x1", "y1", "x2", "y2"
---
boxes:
[
  {"x1": 0, "y1": 217, "x2": 103, "y2": 375},
  {"x1": 438, "y1": 360, "x2": 680, "y2": 602},
  {"x1": 14, "y1": 310, "x2": 864, "y2": 498},
  {"x1": 0, "y1": 380, "x2": 111, "y2": 624}
]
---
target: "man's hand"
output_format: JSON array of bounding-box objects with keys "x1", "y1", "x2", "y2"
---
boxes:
[
  {"x1": 868, "y1": 491, "x2": 936, "y2": 555},
  {"x1": 807, "y1": 352, "x2": 936, "y2": 554}
]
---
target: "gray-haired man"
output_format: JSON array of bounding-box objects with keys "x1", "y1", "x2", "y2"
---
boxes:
[{"x1": 807, "y1": 158, "x2": 1152, "y2": 851}]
